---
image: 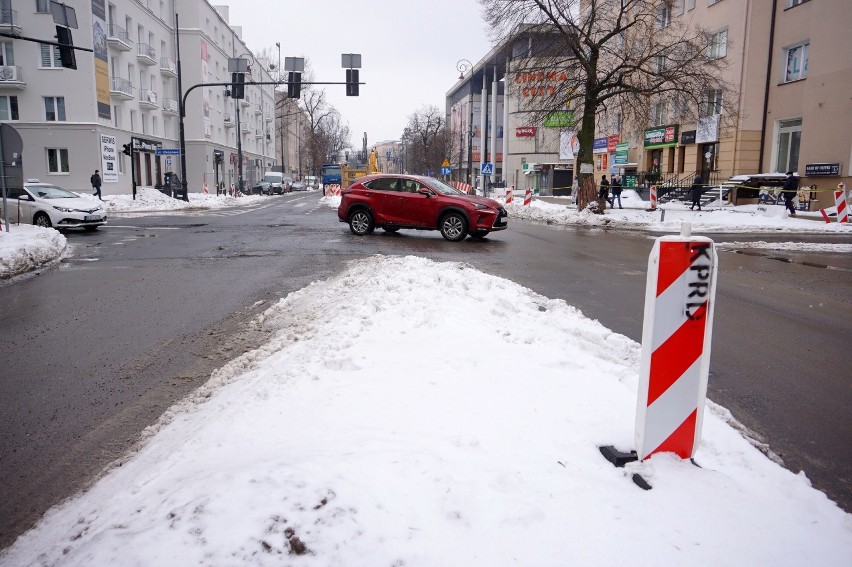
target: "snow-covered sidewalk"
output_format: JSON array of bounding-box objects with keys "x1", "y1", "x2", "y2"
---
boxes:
[{"x1": 1, "y1": 256, "x2": 849, "y2": 566}]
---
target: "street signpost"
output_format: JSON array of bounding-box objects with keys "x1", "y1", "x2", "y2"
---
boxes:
[
  {"x1": 156, "y1": 148, "x2": 181, "y2": 156},
  {"x1": 481, "y1": 163, "x2": 493, "y2": 175}
]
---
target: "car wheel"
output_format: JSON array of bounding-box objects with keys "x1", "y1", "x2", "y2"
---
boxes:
[
  {"x1": 469, "y1": 230, "x2": 489, "y2": 239},
  {"x1": 34, "y1": 212, "x2": 52, "y2": 228},
  {"x1": 439, "y1": 212, "x2": 467, "y2": 242},
  {"x1": 349, "y1": 209, "x2": 374, "y2": 236},
  {"x1": 382, "y1": 226, "x2": 400, "y2": 233}
]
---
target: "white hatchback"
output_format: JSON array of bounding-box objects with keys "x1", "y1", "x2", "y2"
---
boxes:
[{"x1": 1, "y1": 182, "x2": 107, "y2": 231}]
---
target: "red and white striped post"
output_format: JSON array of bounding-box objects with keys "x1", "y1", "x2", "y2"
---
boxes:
[
  {"x1": 506, "y1": 186, "x2": 513, "y2": 204},
  {"x1": 524, "y1": 188, "x2": 532, "y2": 206},
  {"x1": 836, "y1": 183, "x2": 848, "y2": 223},
  {"x1": 635, "y1": 224, "x2": 718, "y2": 461},
  {"x1": 649, "y1": 185, "x2": 658, "y2": 210}
]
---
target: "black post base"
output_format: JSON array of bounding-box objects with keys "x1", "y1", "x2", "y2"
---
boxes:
[{"x1": 598, "y1": 445, "x2": 652, "y2": 491}]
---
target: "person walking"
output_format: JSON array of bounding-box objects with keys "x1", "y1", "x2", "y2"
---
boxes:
[
  {"x1": 598, "y1": 175, "x2": 610, "y2": 208},
  {"x1": 90, "y1": 170, "x2": 102, "y2": 200},
  {"x1": 783, "y1": 171, "x2": 798, "y2": 216},
  {"x1": 611, "y1": 175, "x2": 623, "y2": 209},
  {"x1": 690, "y1": 174, "x2": 703, "y2": 210}
]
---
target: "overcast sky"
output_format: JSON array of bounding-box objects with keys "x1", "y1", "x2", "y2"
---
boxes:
[{"x1": 223, "y1": 0, "x2": 494, "y2": 147}]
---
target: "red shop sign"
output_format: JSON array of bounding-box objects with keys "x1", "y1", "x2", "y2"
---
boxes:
[{"x1": 516, "y1": 126, "x2": 537, "y2": 137}]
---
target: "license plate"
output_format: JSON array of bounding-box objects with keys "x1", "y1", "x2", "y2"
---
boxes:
[{"x1": 84, "y1": 215, "x2": 102, "y2": 221}]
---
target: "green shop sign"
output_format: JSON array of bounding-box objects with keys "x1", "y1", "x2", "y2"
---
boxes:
[
  {"x1": 543, "y1": 111, "x2": 576, "y2": 128},
  {"x1": 614, "y1": 142, "x2": 629, "y2": 164},
  {"x1": 643, "y1": 125, "x2": 679, "y2": 148}
]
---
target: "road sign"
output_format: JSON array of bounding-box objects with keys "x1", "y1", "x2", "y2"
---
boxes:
[
  {"x1": 165, "y1": 157, "x2": 172, "y2": 166},
  {"x1": 442, "y1": 158, "x2": 451, "y2": 167},
  {"x1": 481, "y1": 163, "x2": 493, "y2": 175},
  {"x1": 156, "y1": 148, "x2": 181, "y2": 156},
  {"x1": 441, "y1": 166, "x2": 452, "y2": 176}
]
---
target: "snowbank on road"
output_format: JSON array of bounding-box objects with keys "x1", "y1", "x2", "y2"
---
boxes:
[
  {"x1": 0, "y1": 224, "x2": 66, "y2": 280},
  {"x1": 102, "y1": 188, "x2": 269, "y2": 213}
]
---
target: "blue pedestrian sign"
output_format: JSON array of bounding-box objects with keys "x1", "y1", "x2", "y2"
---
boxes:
[
  {"x1": 481, "y1": 163, "x2": 494, "y2": 175},
  {"x1": 156, "y1": 148, "x2": 181, "y2": 156},
  {"x1": 441, "y1": 166, "x2": 452, "y2": 176}
]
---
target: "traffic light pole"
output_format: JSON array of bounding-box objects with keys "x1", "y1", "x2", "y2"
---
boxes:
[{"x1": 175, "y1": 13, "x2": 190, "y2": 201}]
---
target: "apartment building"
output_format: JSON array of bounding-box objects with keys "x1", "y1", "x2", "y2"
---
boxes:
[{"x1": 0, "y1": 0, "x2": 276, "y2": 195}]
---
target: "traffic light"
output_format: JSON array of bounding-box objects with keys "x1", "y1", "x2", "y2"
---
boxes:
[
  {"x1": 231, "y1": 72, "x2": 245, "y2": 99},
  {"x1": 287, "y1": 72, "x2": 301, "y2": 99},
  {"x1": 346, "y1": 69, "x2": 359, "y2": 96},
  {"x1": 55, "y1": 26, "x2": 77, "y2": 69},
  {"x1": 122, "y1": 143, "x2": 132, "y2": 156}
]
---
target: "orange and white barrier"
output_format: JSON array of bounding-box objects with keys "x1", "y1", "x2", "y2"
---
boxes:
[
  {"x1": 836, "y1": 184, "x2": 848, "y2": 223},
  {"x1": 325, "y1": 184, "x2": 341, "y2": 196},
  {"x1": 505, "y1": 186, "x2": 513, "y2": 204},
  {"x1": 524, "y1": 188, "x2": 532, "y2": 206},
  {"x1": 635, "y1": 225, "x2": 718, "y2": 461},
  {"x1": 203, "y1": 182, "x2": 209, "y2": 194},
  {"x1": 649, "y1": 185, "x2": 658, "y2": 210},
  {"x1": 450, "y1": 181, "x2": 473, "y2": 194}
]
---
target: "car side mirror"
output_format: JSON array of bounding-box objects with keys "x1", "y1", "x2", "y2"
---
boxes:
[
  {"x1": 18, "y1": 194, "x2": 32, "y2": 201},
  {"x1": 417, "y1": 188, "x2": 431, "y2": 197}
]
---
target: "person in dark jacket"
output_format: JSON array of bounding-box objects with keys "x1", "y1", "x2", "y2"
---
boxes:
[
  {"x1": 598, "y1": 175, "x2": 610, "y2": 207},
  {"x1": 782, "y1": 171, "x2": 798, "y2": 216},
  {"x1": 690, "y1": 174, "x2": 703, "y2": 210},
  {"x1": 90, "y1": 170, "x2": 102, "y2": 200},
  {"x1": 611, "y1": 175, "x2": 623, "y2": 208}
]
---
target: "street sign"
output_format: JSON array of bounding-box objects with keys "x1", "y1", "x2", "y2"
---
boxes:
[
  {"x1": 156, "y1": 148, "x2": 181, "y2": 156},
  {"x1": 165, "y1": 157, "x2": 172, "y2": 166},
  {"x1": 441, "y1": 166, "x2": 452, "y2": 176},
  {"x1": 481, "y1": 163, "x2": 493, "y2": 175},
  {"x1": 442, "y1": 158, "x2": 451, "y2": 167}
]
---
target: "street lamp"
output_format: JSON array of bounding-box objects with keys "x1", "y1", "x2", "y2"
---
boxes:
[{"x1": 456, "y1": 59, "x2": 472, "y2": 80}]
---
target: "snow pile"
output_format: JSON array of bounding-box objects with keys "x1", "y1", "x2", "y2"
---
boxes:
[
  {"x1": 2, "y1": 256, "x2": 849, "y2": 566},
  {"x1": 0, "y1": 224, "x2": 66, "y2": 280},
  {"x1": 104, "y1": 187, "x2": 269, "y2": 213}
]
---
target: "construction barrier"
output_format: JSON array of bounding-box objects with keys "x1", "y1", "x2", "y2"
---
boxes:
[
  {"x1": 450, "y1": 181, "x2": 473, "y2": 194},
  {"x1": 836, "y1": 184, "x2": 848, "y2": 223},
  {"x1": 635, "y1": 224, "x2": 718, "y2": 461},
  {"x1": 524, "y1": 188, "x2": 532, "y2": 206},
  {"x1": 649, "y1": 185, "x2": 658, "y2": 210},
  {"x1": 325, "y1": 184, "x2": 341, "y2": 196},
  {"x1": 505, "y1": 186, "x2": 513, "y2": 204},
  {"x1": 203, "y1": 182, "x2": 208, "y2": 194}
]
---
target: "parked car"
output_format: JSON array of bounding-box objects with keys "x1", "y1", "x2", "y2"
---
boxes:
[
  {"x1": 0, "y1": 181, "x2": 106, "y2": 231},
  {"x1": 260, "y1": 172, "x2": 290, "y2": 194},
  {"x1": 337, "y1": 174, "x2": 508, "y2": 241},
  {"x1": 290, "y1": 181, "x2": 306, "y2": 191},
  {"x1": 252, "y1": 181, "x2": 272, "y2": 195}
]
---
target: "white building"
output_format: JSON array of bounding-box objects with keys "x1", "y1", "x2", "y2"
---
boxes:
[{"x1": 0, "y1": 0, "x2": 276, "y2": 195}]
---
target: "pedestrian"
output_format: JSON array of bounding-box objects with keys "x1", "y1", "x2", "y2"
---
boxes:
[
  {"x1": 611, "y1": 175, "x2": 623, "y2": 209},
  {"x1": 598, "y1": 175, "x2": 610, "y2": 208},
  {"x1": 690, "y1": 174, "x2": 703, "y2": 210},
  {"x1": 783, "y1": 171, "x2": 798, "y2": 216},
  {"x1": 90, "y1": 169, "x2": 102, "y2": 200}
]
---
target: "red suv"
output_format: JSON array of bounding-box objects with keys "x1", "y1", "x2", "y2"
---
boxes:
[{"x1": 337, "y1": 174, "x2": 508, "y2": 241}]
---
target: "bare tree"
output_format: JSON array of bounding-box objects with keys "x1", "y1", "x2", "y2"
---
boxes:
[
  {"x1": 479, "y1": 0, "x2": 735, "y2": 211},
  {"x1": 403, "y1": 105, "x2": 457, "y2": 175}
]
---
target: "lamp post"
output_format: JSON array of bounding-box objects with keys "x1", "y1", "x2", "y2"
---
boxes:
[
  {"x1": 276, "y1": 42, "x2": 283, "y2": 171},
  {"x1": 456, "y1": 59, "x2": 472, "y2": 184}
]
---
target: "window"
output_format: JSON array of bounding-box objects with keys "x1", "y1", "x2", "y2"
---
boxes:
[
  {"x1": 687, "y1": 0, "x2": 696, "y2": 9},
  {"x1": 775, "y1": 118, "x2": 802, "y2": 173},
  {"x1": 788, "y1": 0, "x2": 809, "y2": 6},
  {"x1": 675, "y1": 0, "x2": 685, "y2": 16},
  {"x1": 783, "y1": 42, "x2": 809, "y2": 82},
  {"x1": 44, "y1": 96, "x2": 65, "y2": 121},
  {"x1": 652, "y1": 101, "x2": 667, "y2": 126},
  {"x1": 39, "y1": 44, "x2": 62, "y2": 68},
  {"x1": 700, "y1": 88, "x2": 723, "y2": 117},
  {"x1": 36, "y1": 0, "x2": 51, "y2": 13},
  {"x1": 46, "y1": 148, "x2": 70, "y2": 173},
  {"x1": 708, "y1": 0, "x2": 722, "y2": 5},
  {"x1": 0, "y1": 41, "x2": 13, "y2": 65},
  {"x1": 653, "y1": 55, "x2": 666, "y2": 74},
  {"x1": 708, "y1": 29, "x2": 728, "y2": 59},
  {"x1": 655, "y1": 4, "x2": 672, "y2": 29},
  {"x1": 0, "y1": 95, "x2": 18, "y2": 120}
]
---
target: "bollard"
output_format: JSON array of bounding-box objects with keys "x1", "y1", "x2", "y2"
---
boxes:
[
  {"x1": 524, "y1": 188, "x2": 532, "y2": 206},
  {"x1": 506, "y1": 186, "x2": 513, "y2": 204},
  {"x1": 649, "y1": 185, "x2": 658, "y2": 210}
]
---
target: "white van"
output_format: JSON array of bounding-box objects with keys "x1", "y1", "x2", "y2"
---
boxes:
[
  {"x1": 304, "y1": 176, "x2": 319, "y2": 189},
  {"x1": 261, "y1": 172, "x2": 289, "y2": 194}
]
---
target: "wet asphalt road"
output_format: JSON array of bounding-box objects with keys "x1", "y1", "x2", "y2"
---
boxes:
[{"x1": 1, "y1": 192, "x2": 850, "y2": 548}]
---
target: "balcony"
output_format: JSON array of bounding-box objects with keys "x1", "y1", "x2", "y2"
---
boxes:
[
  {"x1": 264, "y1": 112, "x2": 273, "y2": 122},
  {"x1": 136, "y1": 43, "x2": 156, "y2": 65},
  {"x1": 139, "y1": 89, "x2": 158, "y2": 110},
  {"x1": 239, "y1": 97, "x2": 250, "y2": 107},
  {"x1": 162, "y1": 98, "x2": 178, "y2": 114},
  {"x1": 253, "y1": 104, "x2": 263, "y2": 115},
  {"x1": 107, "y1": 24, "x2": 132, "y2": 51},
  {"x1": 159, "y1": 57, "x2": 176, "y2": 77},
  {"x1": 240, "y1": 122, "x2": 251, "y2": 133},
  {"x1": 255, "y1": 129, "x2": 264, "y2": 138},
  {"x1": 224, "y1": 113, "x2": 234, "y2": 127},
  {"x1": 0, "y1": 66, "x2": 25, "y2": 89},
  {"x1": 109, "y1": 76, "x2": 134, "y2": 99},
  {"x1": 0, "y1": 9, "x2": 21, "y2": 35}
]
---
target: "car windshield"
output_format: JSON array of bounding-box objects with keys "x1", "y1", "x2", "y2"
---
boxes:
[
  {"x1": 29, "y1": 185, "x2": 77, "y2": 199},
  {"x1": 418, "y1": 177, "x2": 465, "y2": 196}
]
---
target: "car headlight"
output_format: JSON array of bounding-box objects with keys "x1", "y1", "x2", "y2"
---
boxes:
[
  {"x1": 473, "y1": 203, "x2": 492, "y2": 211},
  {"x1": 53, "y1": 206, "x2": 73, "y2": 212}
]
